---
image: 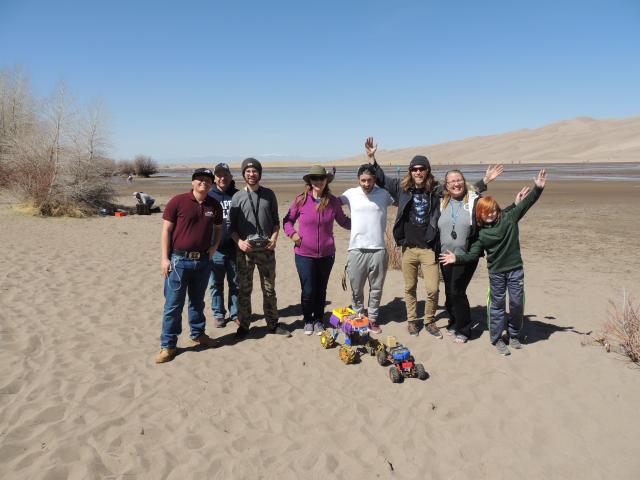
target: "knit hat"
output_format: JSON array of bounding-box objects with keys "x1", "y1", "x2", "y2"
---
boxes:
[
  {"x1": 241, "y1": 158, "x2": 262, "y2": 179},
  {"x1": 409, "y1": 155, "x2": 431, "y2": 171},
  {"x1": 303, "y1": 165, "x2": 334, "y2": 184}
]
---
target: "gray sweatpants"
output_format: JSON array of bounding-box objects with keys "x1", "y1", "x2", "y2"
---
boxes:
[
  {"x1": 346, "y1": 248, "x2": 389, "y2": 322},
  {"x1": 487, "y1": 267, "x2": 525, "y2": 344}
]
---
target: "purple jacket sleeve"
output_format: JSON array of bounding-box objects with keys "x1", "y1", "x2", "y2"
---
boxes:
[{"x1": 283, "y1": 198, "x2": 300, "y2": 238}]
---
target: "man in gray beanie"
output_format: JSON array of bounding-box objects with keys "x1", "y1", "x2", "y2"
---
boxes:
[{"x1": 230, "y1": 158, "x2": 291, "y2": 340}]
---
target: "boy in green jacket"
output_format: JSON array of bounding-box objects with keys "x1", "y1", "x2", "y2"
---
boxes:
[{"x1": 440, "y1": 169, "x2": 547, "y2": 356}]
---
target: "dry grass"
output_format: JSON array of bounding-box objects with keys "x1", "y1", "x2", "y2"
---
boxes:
[
  {"x1": 385, "y1": 221, "x2": 402, "y2": 270},
  {"x1": 601, "y1": 291, "x2": 640, "y2": 365}
]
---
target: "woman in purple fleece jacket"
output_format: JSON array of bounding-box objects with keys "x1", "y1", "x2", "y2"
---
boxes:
[{"x1": 283, "y1": 166, "x2": 351, "y2": 335}]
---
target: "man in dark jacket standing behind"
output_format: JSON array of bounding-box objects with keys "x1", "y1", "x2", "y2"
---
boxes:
[{"x1": 208, "y1": 163, "x2": 239, "y2": 328}]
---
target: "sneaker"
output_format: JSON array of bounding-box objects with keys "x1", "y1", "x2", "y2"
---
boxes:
[
  {"x1": 189, "y1": 334, "x2": 217, "y2": 348},
  {"x1": 213, "y1": 317, "x2": 226, "y2": 328},
  {"x1": 509, "y1": 337, "x2": 523, "y2": 349},
  {"x1": 304, "y1": 322, "x2": 314, "y2": 336},
  {"x1": 234, "y1": 325, "x2": 250, "y2": 341},
  {"x1": 314, "y1": 322, "x2": 325, "y2": 335},
  {"x1": 426, "y1": 322, "x2": 443, "y2": 339},
  {"x1": 368, "y1": 322, "x2": 382, "y2": 334},
  {"x1": 495, "y1": 339, "x2": 511, "y2": 356},
  {"x1": 445, "y1": 327, "x2": 456, "y2": 337},
  {"x1": 155, "y1": 348, "x2": 177, "y2": 364},
  {"x1": 268, "y1": 324, "x2": 292, "y2": 337},
  {"x1": 408, "y1": 321, "x2": 420, "y2": 337}
]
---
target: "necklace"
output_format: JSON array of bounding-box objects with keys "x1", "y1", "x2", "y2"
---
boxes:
[{"x1": 450, "y1": 198, "x2": 463, "y2": 240}]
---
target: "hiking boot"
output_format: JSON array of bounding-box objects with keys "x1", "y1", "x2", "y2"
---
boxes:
[
  {"x1": 155, "y1": 348, "x2": 177, "y2": 364},
  {"x1": 509, "y1": 337, "x2": 523, "y2": 349},
  {"x1": 368, "y1": 322, "x2": 382, "y2": 334},
  {"x1": 314, "y1": 321, "x2": 325, "y2": 335},
  {"x1": 189, "y1": 334, "x2": 217, "y2": 348},
  {"x1": 234, "y1": 325, "x2": 250, "y2": 341},
  {"x1": 426, "y1": 322, "x2": 443, "y2": 339},
  {"x1": 495, "y1": 339, "x2": 511, "y2": 356},
  {"x1": 268, "y1": 324, "x2": 292, "y2": 337},
  {"x1": 213, "y1": 317, "x2": 226, "y2": 328},
  {"x1": 408, "y1": 321, "x2": 420, "y2": 337},
  {"x1": 304, "y1": 322, "x2": 314, "y2": 336}
]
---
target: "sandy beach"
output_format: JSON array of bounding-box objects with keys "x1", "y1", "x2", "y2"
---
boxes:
[{"x1": 1, "y1": 172, "x2": 640, "y2": 479}]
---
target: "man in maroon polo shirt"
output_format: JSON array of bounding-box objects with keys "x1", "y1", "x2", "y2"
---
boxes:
[{"x1": 155, "y1": 168, "x2": 224, "y2": 364}]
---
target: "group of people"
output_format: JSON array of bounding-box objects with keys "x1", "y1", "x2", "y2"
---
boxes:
[{"x1": 155, "y1": 138, "x2": 547, "y2": 363}]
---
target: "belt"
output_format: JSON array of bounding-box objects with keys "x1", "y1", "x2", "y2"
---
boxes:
[{"x1": 173, "y1": 250, "x2": 207, "y2": 260}]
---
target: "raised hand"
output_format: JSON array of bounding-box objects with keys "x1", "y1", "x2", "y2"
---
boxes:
[
  {"x1": 439, "y1": 250, "x2": 456, "y2": 265},
  {"x1": 534, "y1": 169, "x2": 547, "y2": 188},
  {"x1": 364, "y1": 137, "x2": 377, "y2": 161},
  {"x1": 483, "y1": 164, "x2": 504, "y2": 184},
  {"x1": 514, "y1": 186, "x2": 531, "y2": 205}
]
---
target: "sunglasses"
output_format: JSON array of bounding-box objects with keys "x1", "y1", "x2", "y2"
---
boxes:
[
  {"x1": 309, "y1": 175, "x2": 327, "y2": 181},
  {"x1": 411, "y1": 167, "x2": 427, "y2": 172}
]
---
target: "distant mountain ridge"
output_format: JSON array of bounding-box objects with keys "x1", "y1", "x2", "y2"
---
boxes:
[{"x1": 334, "y1": 116, "x2": 640, "y2": 165}]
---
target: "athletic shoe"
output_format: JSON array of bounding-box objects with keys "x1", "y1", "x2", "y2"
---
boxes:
[
  {"x1": 155, "y1": 348, "x2": 176, "y2": 364},
  {"x1": 509, "y1": 337, "x2": 523, "y2": 349},
  {"x1": 189, "y1": 334, "x2": 217, "y2": 348},
  {"x1": 268, "y1": 324, "x2": 292, "y2": 337},
  {"x1": 213, "y1": 317, "x2": 226, "y2": 328},
  {"x1": 426, "y1": 322, "x2": 443, "y2": 338},
  {"x1": 408, "y1": 321, "x2": 420, "y2": 337},
  {"x1": 368, "y1": 322, "x2": 382, "y2": 334},
  {"x1": 495, "y1": 339, "x2": 511, "y2": 356},
  {"x1": 304, "y1": 322, "x2": 314, "y2": 335},
  {"x1": 314, "y1": 322, "x2": 325, "y2": 335}
]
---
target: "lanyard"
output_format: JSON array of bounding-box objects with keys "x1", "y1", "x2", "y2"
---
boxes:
[
  {"x1": 246, "y1": 187, "x2": 265, "y2": 236},
  {"x1": 450, "y1": 199, "x2": 463, "y2": 240}
]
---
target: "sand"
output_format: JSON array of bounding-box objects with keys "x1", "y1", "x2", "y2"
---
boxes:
[{"x1": 1, "y1": 175, "x2": 640, "y2": 480}]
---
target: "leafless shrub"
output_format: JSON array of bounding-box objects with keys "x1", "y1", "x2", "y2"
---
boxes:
[
  {"x1": 116, "y1": 159, "x2": 135, "y2": 175},
  {"x1": 0, "y1": 67, "x2": 115, "y2": 216},
  {"x1": 602, "y1": 291, "x2": 640, "y2": 364},
  {"x1": 133, "y1": 154, "x2": 157, "y2": 177}
]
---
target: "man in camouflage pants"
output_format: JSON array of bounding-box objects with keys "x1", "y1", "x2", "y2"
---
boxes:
[{"x1": 229, "y1": 158, "x2": 291, "y2": 340}]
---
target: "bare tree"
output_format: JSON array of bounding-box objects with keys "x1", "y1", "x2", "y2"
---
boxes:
[
  {"x1": 133, "y1": 154, "x2": 158, "y2": 177},
  {"x1": 0, "y1": 67, "x2": 115, "y2": 216}
]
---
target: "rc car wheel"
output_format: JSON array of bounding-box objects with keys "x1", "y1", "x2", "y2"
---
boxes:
[
  {"x1": 389, "y1": 366, "x2": 402, "y2": 383},
  {"x1": 320, "y1": 331, "x2": 335, "y2": 349},
  {"x1": 415, "y1": 363, "x2": 427, "y2": 380},
  {"x1": 377, "y1": 351, "x2": 388, "y2": 366}
]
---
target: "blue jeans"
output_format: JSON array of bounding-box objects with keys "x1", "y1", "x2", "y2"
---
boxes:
[
  {"x1": 209, "y1": 249, "x2": 239, "y2": 320},
  {"x1": 160, "y1": 253, "x2": 211, "y2": 348},
  {"x1": 294, "y1": 254, "x2": 335, "y2": 324}
]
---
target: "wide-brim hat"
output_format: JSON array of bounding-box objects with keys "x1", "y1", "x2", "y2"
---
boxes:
[{"x1": 303, "y1": 165, "x2": 334, "y2": 184}]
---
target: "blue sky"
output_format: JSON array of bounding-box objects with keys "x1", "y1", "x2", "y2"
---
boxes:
[{"x1": 1, "y1": 0, "x2": 639, "y2": 163}]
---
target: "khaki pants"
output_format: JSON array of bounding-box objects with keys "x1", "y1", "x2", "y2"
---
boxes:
[{"x1": 402, "y1": 246, "x2": 439, "y2": 323}]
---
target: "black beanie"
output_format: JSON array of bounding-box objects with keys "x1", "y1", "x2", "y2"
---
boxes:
[
  {"x1": 409, "y1": 155, "x2": 431, "y2": 171},
  {"x1": 241, "y1": 157, "x2": 262, "y2": 179}
]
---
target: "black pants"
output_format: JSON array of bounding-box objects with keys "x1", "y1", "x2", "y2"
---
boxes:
[
  {"x1": 440, "y1": 260, "x2": 478, "y2": 337},
  {"x1": 294, "y1": 254, "x2": 335, "y2": 324}
]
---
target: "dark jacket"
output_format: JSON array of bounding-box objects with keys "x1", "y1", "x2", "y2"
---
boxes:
[
  {"x1": 372, "y1": 161, "x2": 487, "y2": 249},
  {"x1": 208, "y1": 182, "x2": 238, "y2": 253}
]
